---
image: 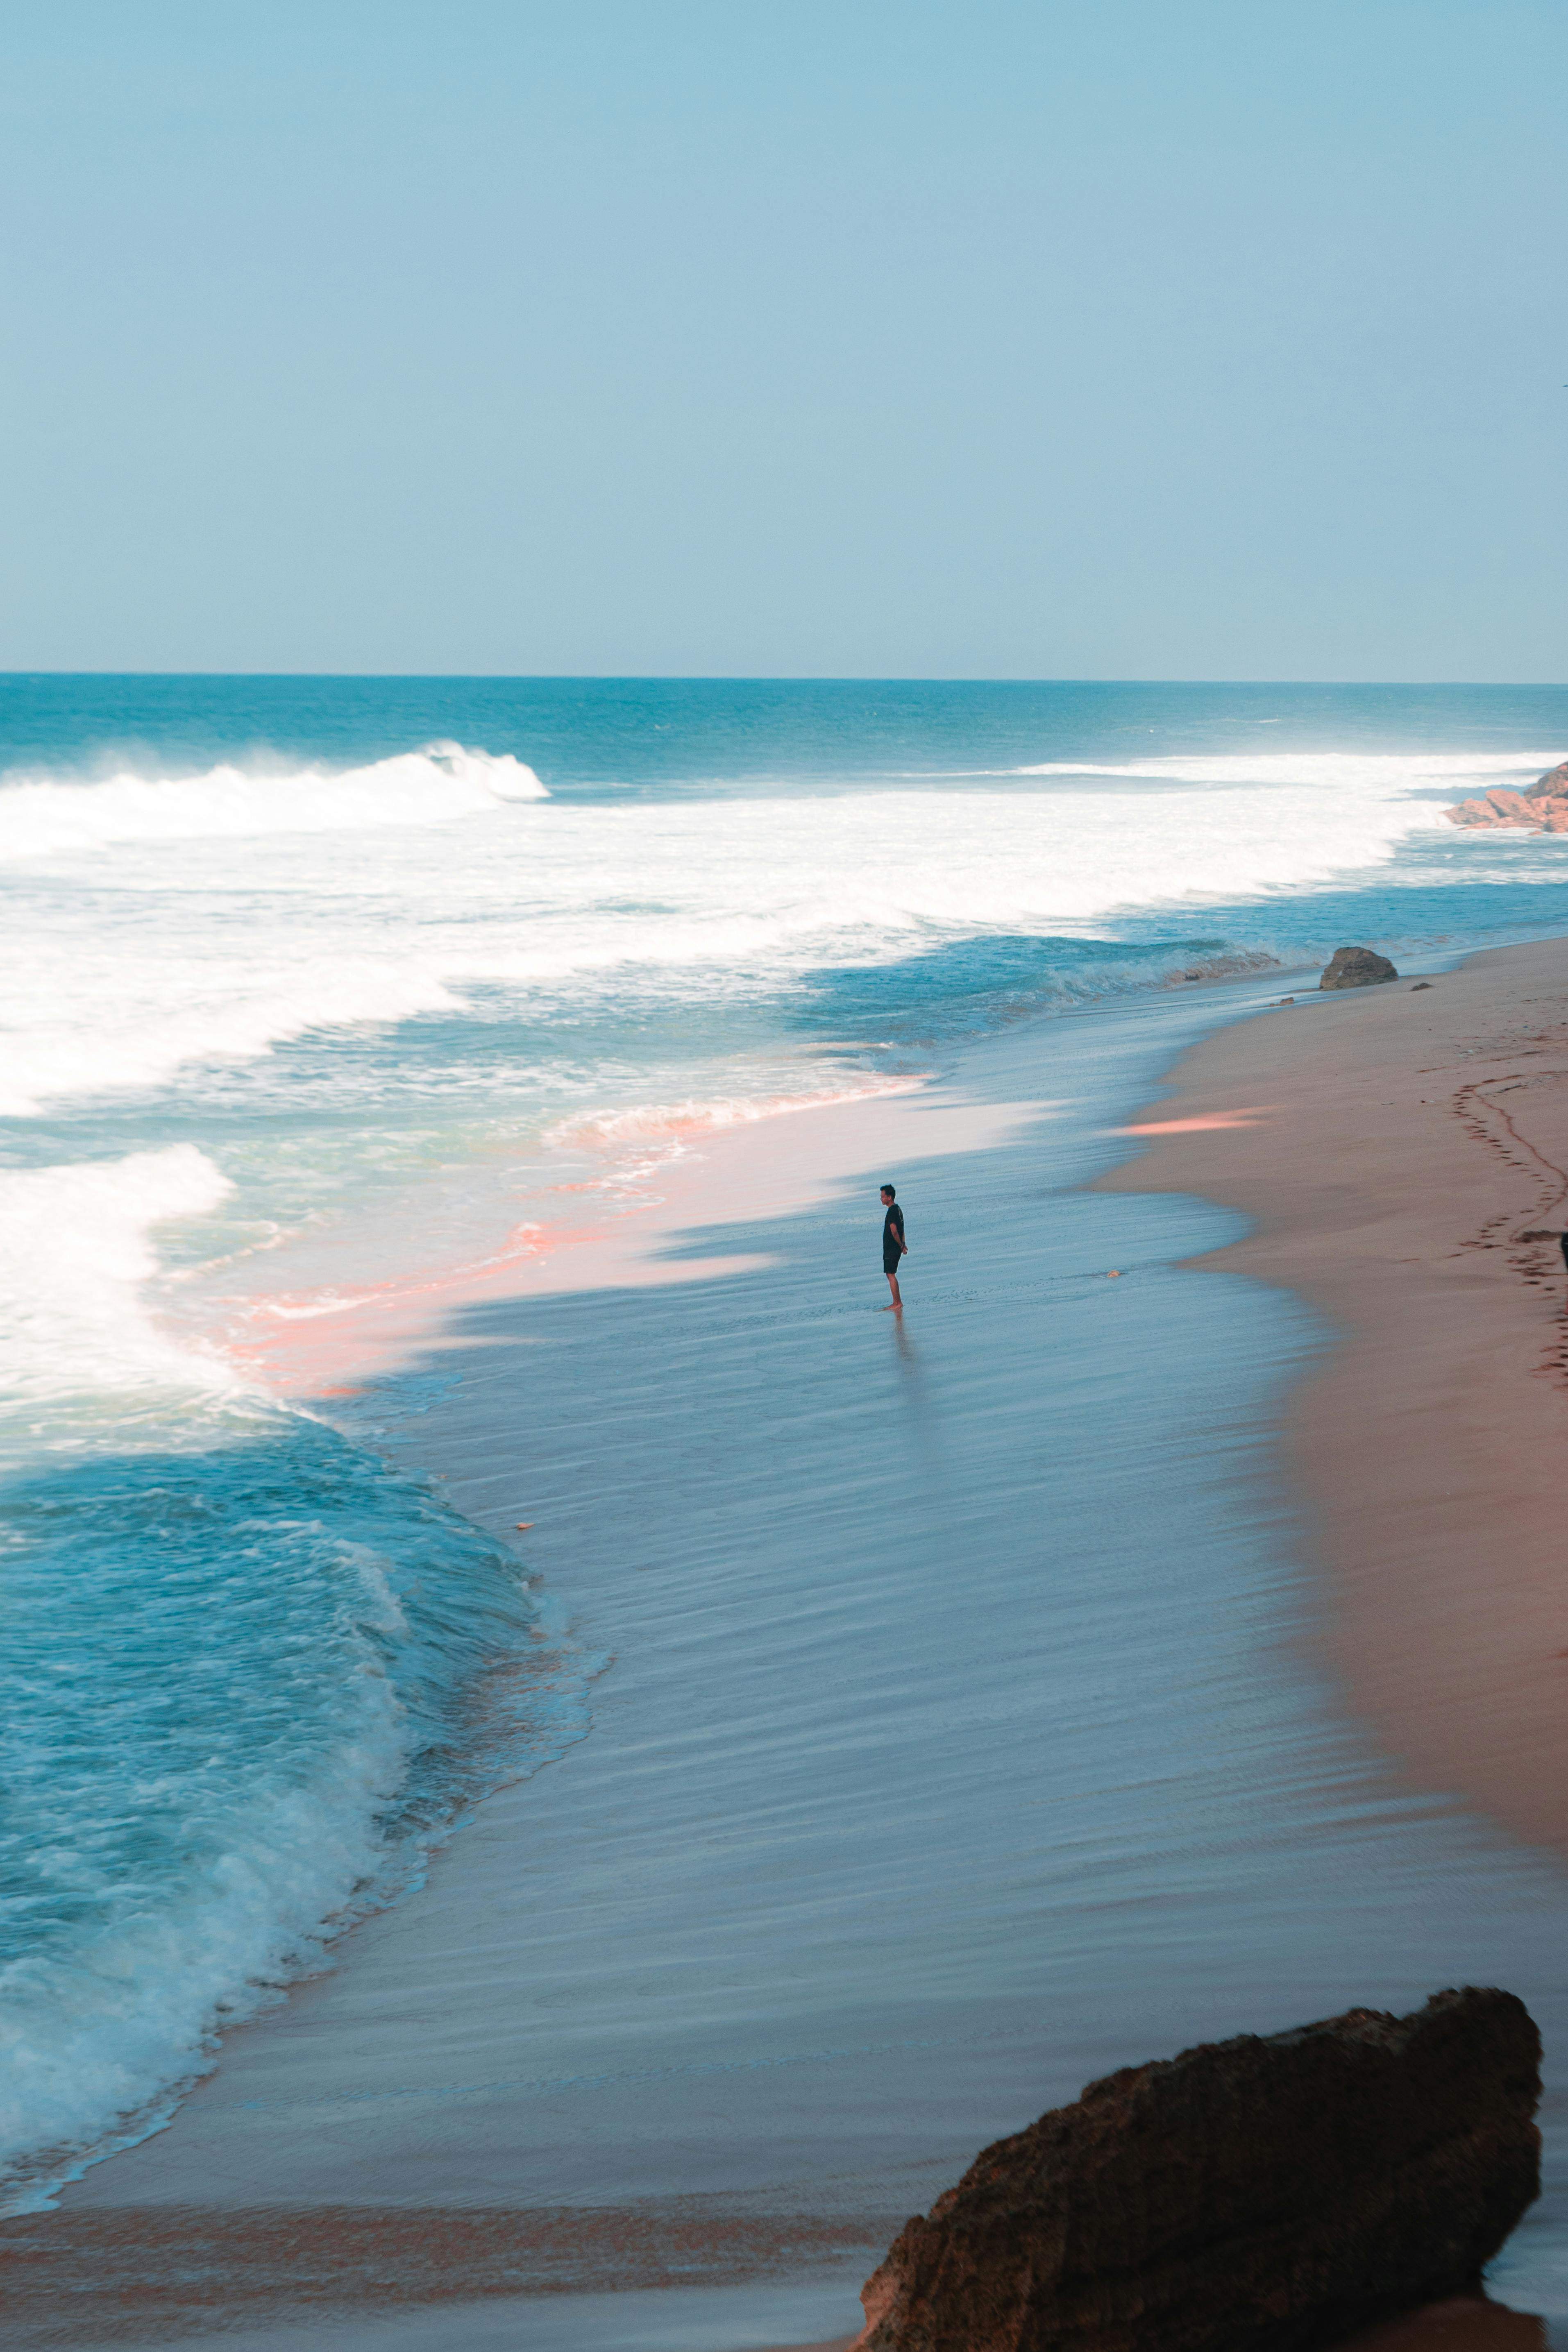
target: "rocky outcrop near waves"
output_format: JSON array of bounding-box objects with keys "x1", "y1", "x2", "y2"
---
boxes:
[
  {"x1": 1320, "y1": 946, "x2": 1398, "y2": 989},
  {"x1": 851, "y1": 1988, "x2": 1541, "y2": 2352},
  {"x1": 1448, "y1": 759, "x2": 1568, "y2": 831}
]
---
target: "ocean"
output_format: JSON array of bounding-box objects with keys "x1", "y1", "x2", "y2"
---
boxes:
[{"x1": 5, "y1": 674, "x2": 1568, "y2": 2250}]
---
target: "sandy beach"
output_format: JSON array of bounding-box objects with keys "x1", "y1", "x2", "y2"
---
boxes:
[
  {"x1": 12, "y1": 950, "x2": 1568, "y2": 2349},
  {"x1": 1102, "y1": 936, "x2": 1568, "y2": 1862}
]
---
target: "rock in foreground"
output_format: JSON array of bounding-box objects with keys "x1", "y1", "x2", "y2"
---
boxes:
[
  {"x1": 1321, "y1": 945, "x2": 1398, "y2": 989},
  {"x1": 852, "y1": 1988, "x2": 1540, "y2": 2352}
]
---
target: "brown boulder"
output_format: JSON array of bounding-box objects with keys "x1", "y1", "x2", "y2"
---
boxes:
[
  {"x1": 1484, "y1": 790, "x2": 1538, "y2": 824},
  {"x1": 1445, "y1": 799, "x2": 1504, "y2": 828},
  {"x1": 1525, "y1": 759, "x2": 1568, "y2": 799},
  {"x1": 1321, "y1": 946, "x2": 1398, "y2": 989},
  {"x1": 852, "y1": 1988, "x2": 1540, "y2": 2352}
]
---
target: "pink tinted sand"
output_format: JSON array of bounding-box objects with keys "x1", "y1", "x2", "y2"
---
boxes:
[{"x1": 207, "y1": 1077, "x2": 1041, "y2": 1397}]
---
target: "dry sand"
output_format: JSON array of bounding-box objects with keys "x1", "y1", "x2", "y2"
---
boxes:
[{"x1": 1101, "y1": 936, "x2": 1568, "y2": 1862}]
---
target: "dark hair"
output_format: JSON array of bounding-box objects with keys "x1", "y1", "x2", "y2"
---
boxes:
[{"x1": 881, "y1": 1184, "x2": 896, "y2": 1199}]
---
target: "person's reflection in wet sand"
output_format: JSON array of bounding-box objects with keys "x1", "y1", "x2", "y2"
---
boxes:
[{"x1": 887, "y1": 1285, "x2": 956, "y2": 1549}]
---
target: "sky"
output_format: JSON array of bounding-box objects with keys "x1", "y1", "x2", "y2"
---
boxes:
[{"x1": 0, "y1": 1, "x2": 1563, "y2": 680}]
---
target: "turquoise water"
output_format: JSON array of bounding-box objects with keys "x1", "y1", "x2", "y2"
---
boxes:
[{"x1": 3, "y1": 674, "x2": 1567, "y2": 2216}]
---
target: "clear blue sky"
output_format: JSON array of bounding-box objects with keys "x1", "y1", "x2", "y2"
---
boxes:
[{"x1": 2, "y1": 2, "x2": 1563, "y2": 678}]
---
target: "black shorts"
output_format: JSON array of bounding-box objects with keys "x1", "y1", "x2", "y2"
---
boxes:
[{"x1": 883, "y1": 1252, "x2": 902, "y2": 1275}]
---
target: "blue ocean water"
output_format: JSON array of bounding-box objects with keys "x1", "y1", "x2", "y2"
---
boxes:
[{"x1": 2, "y1": 674, "x2": 1567, "y2": 2217}]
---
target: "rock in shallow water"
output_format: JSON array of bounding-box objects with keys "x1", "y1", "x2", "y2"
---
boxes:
[
  {"x1": 851, "y1": 1988, "x2": 1540, "y2": 2352},
  {"x1": 1321, "y1": 945, "x2": 1398, "y2": 989},
  {"x1": 1448, "y1": 759, "x2": 1568, "y2": 828}
]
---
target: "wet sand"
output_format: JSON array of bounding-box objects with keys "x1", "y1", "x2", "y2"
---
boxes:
[
  {"x1": 0, "y1": 2207, "x2": 890, "y2": 2347},
  {"x1": 14, "y1": 961, "x2": 1568, "y2": 2348},
  {"x1": 1101, "y1": 936, "x2": 1568, "y2": 1860}
]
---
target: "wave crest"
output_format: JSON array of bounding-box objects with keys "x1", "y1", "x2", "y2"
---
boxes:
[{"x1": 0, "y1": 741, "x2": 547, "y2": 862}]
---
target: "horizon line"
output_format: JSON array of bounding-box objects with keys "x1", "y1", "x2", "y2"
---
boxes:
[{"x1": 2, "y1": 672, "x2": 1566, "y2": 690}]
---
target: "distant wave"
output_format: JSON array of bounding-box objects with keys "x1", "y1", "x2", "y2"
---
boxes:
[
  {"x1": 1008, "y1": 750, "x2": 1562, "y2": 789},
  {"x1": 0, "y1": 740, "x2": 546, "y2": 862},
  {"x1": 0, "y1": 756, "x2": 1463, "y2": 1116},
  {"x1": 4, "y1": 743, "x2": 1556, "y2": 1126}
]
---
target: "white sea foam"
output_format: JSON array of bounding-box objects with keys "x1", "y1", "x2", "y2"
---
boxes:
[
  {"x1": 0, "y1": 1147, "x2": 236, "y2": 1397},
  {"x1": 0, "y1": 950, "x2": 465, "y2": 1119},
  {"x1": 0, "y1": 1674, "x2": 408, "y2": 2212},
  {"x1": 0, "y1": 741, "x2": 545, "y2": 863},
  {"x1": 405, "y1": 767, "x2": 1443, "y2": 989},
  {"x1": 0, "y1": 743, "x2": 1520, "y2": 1117},
  {"x1": 546, "y1": 1075, "x2": 926, "y2": 1151}
]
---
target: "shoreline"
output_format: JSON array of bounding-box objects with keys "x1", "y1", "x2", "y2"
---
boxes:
[
  {"x1": 1099, "y1": 934, "x2": 1568, "y2": 1864},
  {"x1": 17, "y1": 953, "x2": 1568, "y2": 2349}
]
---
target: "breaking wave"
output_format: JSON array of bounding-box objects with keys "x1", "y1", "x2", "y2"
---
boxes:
[{"x1": 0, "y1": 741, "x2": 546, "y2": 863}]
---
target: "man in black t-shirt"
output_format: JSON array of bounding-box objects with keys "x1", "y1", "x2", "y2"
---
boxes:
[{"x1": 880, "y1": 1184, "x2": 908, "y2": 1311}]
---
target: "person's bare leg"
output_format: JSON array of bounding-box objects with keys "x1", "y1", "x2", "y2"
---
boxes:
[{"x1": 885, "y1": 1269, "x2": 903, "y2": 1311}]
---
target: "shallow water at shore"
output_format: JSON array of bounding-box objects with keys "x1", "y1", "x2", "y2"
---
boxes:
[{"x1": 35, "y1": 983, "x2": 1568, "y2": 2347}]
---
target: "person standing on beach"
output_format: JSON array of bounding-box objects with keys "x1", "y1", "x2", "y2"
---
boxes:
[{"x1": 880, "y1": 1184, "x2": 908, "y2": 1310}]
